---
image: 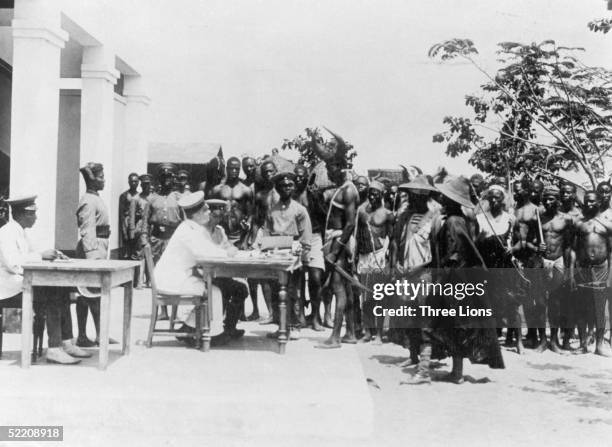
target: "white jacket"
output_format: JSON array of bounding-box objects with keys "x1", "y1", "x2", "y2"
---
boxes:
[
  {"x1": 0, "y1": 221, "x2": 42, "y2": 300},
  {"x1": 154, "y1": 219, "x2": 227, "y2": 294}
]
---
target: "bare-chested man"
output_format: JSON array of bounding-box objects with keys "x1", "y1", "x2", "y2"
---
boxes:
[
  {"x1": 241, "y1": 157, "x2": 257, "y2": 189},
  {"x1": 211, "y1": 157, "x2": 253, "y2": 248},
  {"x1": 293, "y1": 164, "x2": 326, "y2": 330},
  {"x1": 312, "y1": 129, "x2": 359, "y2": 349},
  {"x1": 356, "y1": 181, "x2": 394, "y2": 344},
  {"x1": 512, "y1": 178, "x2": 544, "y2": 348},
  {"x1": 250, "y1": 160, "x2": 279, "y2": 324},
  {"x1": 536, "y1": 185, "x2": 573, "y2": 353},
  {"x1": 559, "y1": 183, "x2": 582, "y2": 349},
  {"x1": 354, "y1": 176, "x2": 369, "y2": 205},
  {"x1": 573, "y1": 191, "x2": 612, "y2": 356}
]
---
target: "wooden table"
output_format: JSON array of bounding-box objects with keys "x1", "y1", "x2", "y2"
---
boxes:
[
  {"x1": 21, "y1": 260, "x2": 140, "y2": 370},
  {"x1": 197, "y1": 256, "x2": 296, "y2": 354}
]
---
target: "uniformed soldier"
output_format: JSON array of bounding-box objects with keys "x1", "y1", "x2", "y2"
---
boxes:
[
  {"x1": 75, "y1": 162, "x2": 116, "y2": 348},
  {"x1": 176, "y1": 169, "x2": 191, "y2": 197},
  {"x1": 148, "y1": 162, "x2": 183, "y2": 320},
  {"x1": 118, "y1": 173, "x2": 140, "y2": 260},
  {"x1": 129, "y1": 173, "x2": 153, "y2": 287}
]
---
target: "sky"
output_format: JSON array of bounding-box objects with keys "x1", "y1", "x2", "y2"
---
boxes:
[{"x1": 62, "y1": 0, "x2": 611, "y2": 177}]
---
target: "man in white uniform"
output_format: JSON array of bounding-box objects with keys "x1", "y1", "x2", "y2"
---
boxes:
[
  {"x1": 154, "y1": 191, "x2": 247, "y2": 347},
  {"x1": 0, "y1": 195, "x2": 90, "y2": 364}
]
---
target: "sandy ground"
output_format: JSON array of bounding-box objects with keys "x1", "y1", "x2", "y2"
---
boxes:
[
  {"x1": 356, "y1": 337, "x2": 612, "y2": 447},
  {"x1": 1, "y1": 287, "x2": 611, "y2": 446}
]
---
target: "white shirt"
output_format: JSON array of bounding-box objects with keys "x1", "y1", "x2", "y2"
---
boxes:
[
  {"x1": 154, "y1": 219, "x2": 227, "y2": 294},
  {"x1": 0, "y1": 221, "x2": 42, "y2": 300}
]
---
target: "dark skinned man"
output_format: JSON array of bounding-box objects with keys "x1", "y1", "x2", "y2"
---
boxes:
[
  {"x1": 354, "y1": 175, "x2": 369, "y2": 206},
  {"x1": 241, "y1": 156, "x2": 257, "y2": 189},
  {"x1": 75, "y1": 163, "x2": 116, "y2": 347},
  {"x1": 129, "y1": 173, "x2": 154, "y2": 287},
  {"x1": 211, "y1": 157, "x2": 254, "y2": 320},
  {"x1": 263, "y1": 172, "x2": 312, "y2": 340},
  {"x1": 512, "y1": 178, "x2": 543, "y2": 349},
  {"x1": 390, "y1": 175, "x2": 438, "y2": 369},
  {"x1": 312, "y1": 128, "x2": 359, "y2": 349},
  {"x1": 118, "y1": 173, "x2": 140, "y2": 260},
  {"x1": 535, "y1": 185, "x2": 573, "y2": 354},
  {"x1": 356, "y1": 180, "x2": 394, "y2": 344},
  {"x1": 559, "y1": 183, "x2": 582, "y2": 349},
  {"x1": 175, "y1": 169, "x2": 191, "y2": 197},
  {"x1": 251, "y1": 160, "x2": 279, "y2": 324},
  {"x1": 573, "y1": 191, "x2": 612, "y2": 356},
  {"x1": 148, "y1": 163, "x2": 183, "y2": 320}
]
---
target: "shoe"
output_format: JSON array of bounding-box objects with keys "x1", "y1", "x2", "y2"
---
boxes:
[
  {"x1": 266, "y1": 331, "x2": 280, "y2": 339},
  {"x1": 210, "y1": 332, "x2": 232, "y2": 347},
  {"x1": 228, "y1": 328, "x2": 245, "y2": 339},
  {"x1": 289, "y1": 329, "x2": 300, "y2": 340},
  {"x1": 46, "y1": 348, "x2": 80, "y2": 365},
  {"x1": 62, "y1": 341, "x2": 92, "y2": 358},
  {"x1": 76, "y1": 336, "x2": 96, "y2": 348},
  {"x1": 94, "y1": 337, "x2": 120, "y2": 346}
]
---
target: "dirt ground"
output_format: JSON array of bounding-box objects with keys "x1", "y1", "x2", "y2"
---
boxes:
[{"x1": 355, "y1": 336, "x2": 612, "y2": 447}]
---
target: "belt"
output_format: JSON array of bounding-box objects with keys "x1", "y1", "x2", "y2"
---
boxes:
[
  {"x1": 152, "y1": 224, "x2": 177, "y2": 239},
  {"x1": 96, "y1": 225, "x2": 111, "y2": 239}
]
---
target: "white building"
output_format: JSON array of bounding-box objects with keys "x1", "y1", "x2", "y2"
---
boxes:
[{"x1": 0, "y1": 0, "x2": 149, "y2": 255}]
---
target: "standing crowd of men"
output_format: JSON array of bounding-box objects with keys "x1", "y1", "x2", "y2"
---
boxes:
[{"x1": 1, "y1": 130, "x2": 611, "y2": 381}]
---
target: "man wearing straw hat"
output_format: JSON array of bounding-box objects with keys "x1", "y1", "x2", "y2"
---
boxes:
[
  {"x1": 404, "y1": 176, "x2": 504, "y2": 385},
  {"x1": 390, "y1": 175, "x2": 439, "y2": 372}
]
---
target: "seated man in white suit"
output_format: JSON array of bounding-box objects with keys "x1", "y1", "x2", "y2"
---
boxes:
[{"x1": 154, "y1": 191, "x2": 248, "y2": 346}]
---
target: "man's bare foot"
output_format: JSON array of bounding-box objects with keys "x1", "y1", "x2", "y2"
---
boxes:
[
  {"x1": 534, "y1": 340, "x2": 548, "y2": 353},
  {"x1": 574, "y1": 344, "x2": 589, "y2": 354},
  {"x1": 259, "y1": 316, "x2": 275, "y2": 325},
  {"x1": 158, "y1": 313, "x2": 169, "y2": 321},
  {"x1": 372, "y1": 335, "x2": 383, "y2": 346},
  {"x1": 594, "y1": 344, "x2": 612, "y2": 357},
  {"x1": 315, "y1": 338, "x2": 341, "y2": 349},
  {"x1": 246, "y1": 312, "x2": 260, "y2": 321},
  {"x1": 323, "y1": 312, "x2": 333, "y2": 328},
  {"x1": 341, "y1": 334, "x2": 357, "y2": 344},
  {"x1": 359, "y1": 332, "x2": 372, "y2": 343},
  {"x1": 549, "y1": 340, "x2": 564, "y2": 354},
  {"x1": 311, "y1": 318, "x2": 325, "y2": 332},
  {"x1": 516, "y1": 341, "x2": 525, "y2": 355}
]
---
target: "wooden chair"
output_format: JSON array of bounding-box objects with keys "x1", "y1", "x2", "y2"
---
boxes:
[
  {"x1": 143, "y1": 245, "x2": 204, "y2": 348},
  {"x1": 0, "y1": 294, "x2": 45, "y2": 362}
]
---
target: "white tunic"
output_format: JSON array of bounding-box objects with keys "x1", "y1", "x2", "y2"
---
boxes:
[
  {"x1": 0, "y1": 221, "x2": 42, "y2": 300},
  {"x1": 154, "y1": 219, "x2": 227, "y2": 295}
]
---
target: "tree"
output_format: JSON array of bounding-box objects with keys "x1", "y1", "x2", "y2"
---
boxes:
[
  {"x1": 430, "y1": 39, "x2": 612, "y2": 188},
  {"x1": 588, "y1": 18, "x2": 612, "y2": 34},
  {"x1": 281, "y1": 127, "x2": 357, "y2": 170}
]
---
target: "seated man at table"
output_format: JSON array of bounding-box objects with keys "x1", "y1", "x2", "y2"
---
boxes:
[
  {"x1": 262, "y1": 172, "x2": 312, "y2": 341},
  {"x1": 154, "y1": 191, "x2": 248, "y2": 347},
  {"x1": 0, "y1": 195, "x2": 91, "y2": 364}
]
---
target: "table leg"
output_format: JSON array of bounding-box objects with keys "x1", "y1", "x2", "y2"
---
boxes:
[
  {"x1": 98, "y1": 274, "x2": 112, "y2": 371},
  {"x1": 202, "y1": 273, "x2": 212, "y2": 352},
  {"x1": 122, "y1": 280, "x2": 133, "y2": 355},
  {"x1": 21, "y1": 272, "x2": 34, "y2": 368},
  {"x1": 278, "y1": 270, "x2": 288, "y2": 354}
]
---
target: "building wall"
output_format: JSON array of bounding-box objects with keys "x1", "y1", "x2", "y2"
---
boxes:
[
  {"x1": 0, "y1": 64, "x2": 10, "y2": 195},
  {"x1": 55, "y1": 90, "x2": 80, "y2": 252},
  {"x1": 111, "y1": 94, "x2": 126, "y2": 254}
]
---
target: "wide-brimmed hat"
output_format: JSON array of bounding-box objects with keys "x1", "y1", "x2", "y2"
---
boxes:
[
  {"x1": 436, "y1": 175, "x2": 475, "y2": 209},
  {"x1": 399, "y1": 175, "x2": 437, "y2": 194}
]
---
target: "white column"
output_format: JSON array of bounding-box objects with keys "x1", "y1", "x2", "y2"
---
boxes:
[
  {"x1": 123, "y1": 75, "x2": 151, "y2": 178},
  {"x1": 79, "y1": 45, "x2": 118, "y2": 211},
  {"x1": 9, "y1": 0, "x2": 68, "y2": 246}
]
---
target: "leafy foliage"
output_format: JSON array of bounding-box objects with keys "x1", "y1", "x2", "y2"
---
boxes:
[
  {"x1": 430, "y1": 39, "x2": 612, "y2": 187},
  {"x1": 281, "y1": 127, "x2": 357, "y2": 169},
  {"x1": 588, "y1": 18, "x2": 612, "y2": 34}
]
